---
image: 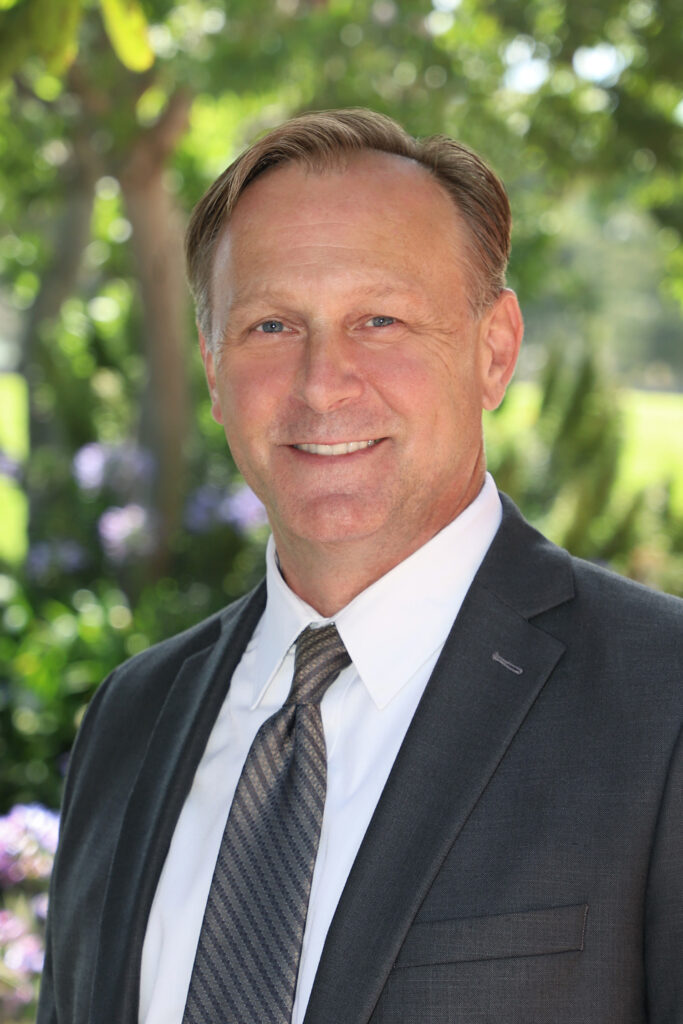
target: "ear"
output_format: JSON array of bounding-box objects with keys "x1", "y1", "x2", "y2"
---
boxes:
[
  {"x1": 198, "y1": 328, "x2": 224, "y2": 425},
  {"x1": 477, "y1": 289, "x2": 524, "y2": 411}
]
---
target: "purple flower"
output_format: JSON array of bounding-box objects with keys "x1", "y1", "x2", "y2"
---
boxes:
[
  {"x1": 223, "y1": 484, "x2": 268, "y2": 531},
  {"x1": 184, "y1": 483, "x2": 267, "y2": 534},
  {"x1": 0, "y1": 909, "x2": 25, "y2": 944},
  {"x1": 98, "y1": 503, "x2": 156, "y2": 563},
  {"x1": 107, "y1": 444, "x2": 156, "y2": 495},
  {"x1": 0, "y1": 805, "x2": 59, "y2": 887},
  {"x1": 0, "y1": 450, "x2": 21, "y2": 481},
  {"x1": 4, "y1": 931, "x2": 44, "y2": 973},
  {"x1": 25, "y1": 543, "x2": 52, "y2": 580},
  {"x1": 0, "y1": 910, "x2": 45, "y2": 1009},
  {"x1": 72, "y1": 442, "x2": 108, "y2": 490},
  {"x1": 0, "y1": 978, "x2": 35, "y2": 1011},
  {"x1": 31, "y1": 893, "x2": 49, "y2": 921},
  {"x1": 25, "y1": 540, "x2": 87, "y2": 581},
  {"x1": 59, "y1": 540, "x2": 87, "y2": 572},
  {"x1": 73, "y1": 442, "x2": 155, "y2": 497},
  {"x1": 184, "y1": 484, "x2": 226, "y2": 532}
]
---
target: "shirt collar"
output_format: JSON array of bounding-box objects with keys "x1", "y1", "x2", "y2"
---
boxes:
[{"x1": 251, "y1": 473, "x2": 502, "y2": 710}]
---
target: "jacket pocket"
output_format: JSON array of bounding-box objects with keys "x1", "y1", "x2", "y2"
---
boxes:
[{"x1": 395, "y1": 903, "x2": 589, "y2": 968}]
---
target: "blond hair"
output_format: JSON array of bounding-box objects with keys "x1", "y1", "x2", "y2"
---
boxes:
[{"x1": 185, "y1": 108, "x2": 511, "y2": 342}]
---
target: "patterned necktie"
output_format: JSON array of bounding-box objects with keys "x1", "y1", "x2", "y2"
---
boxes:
[{"x1": 182, "y1": 622, "x2": 351, "y2": 1024}]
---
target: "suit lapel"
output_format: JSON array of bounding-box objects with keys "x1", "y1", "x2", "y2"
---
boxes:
[
  {"x1": 304, "y1": 501, "x2": 573, "y2": 1024},
  {"x1": 90, "y1": 582, "x2": 266, "y2": 1024}
]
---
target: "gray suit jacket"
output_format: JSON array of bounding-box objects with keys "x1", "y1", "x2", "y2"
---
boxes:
[{"x1": 37, "y1": 497, "x2": 683, "y2": 1023}]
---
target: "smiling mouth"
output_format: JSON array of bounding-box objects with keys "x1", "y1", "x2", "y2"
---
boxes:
[{"x1": 292, "y1": 439, "x2": 381, "y2": 456}]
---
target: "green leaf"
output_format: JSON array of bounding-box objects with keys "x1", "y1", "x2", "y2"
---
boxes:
[
  {"x1": 0, "y1": 0, "x2": 81, "y2": 80},
  {"x1": 99, "y1": 0, "x2": 154, "y2": 73}
]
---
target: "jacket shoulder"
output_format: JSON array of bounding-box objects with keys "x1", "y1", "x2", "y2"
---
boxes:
[
  {"x1": 60, "y1": 582, "x2": 266, "y2": 812},
  {"x1": 569, "y1": 551, "x2": 683, "y2": 624},
  {"x1": 494, "y1": 491, "x2": 683, "y2": 629},
  {"x1": 93, "y1": 582, "x2": 264, "y2": 710},
  {"x1": 110, "y1": 585, "x2": 260, "y2": 685}
]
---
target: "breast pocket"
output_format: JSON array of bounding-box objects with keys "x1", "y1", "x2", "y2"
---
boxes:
[{"x1": 395, "y1": 903, "x2": 589, "y2": 968}]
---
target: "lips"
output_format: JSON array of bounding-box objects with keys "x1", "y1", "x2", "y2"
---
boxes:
[{"x1": 292, "y1": 439, "x2": 380, "y2": 456}]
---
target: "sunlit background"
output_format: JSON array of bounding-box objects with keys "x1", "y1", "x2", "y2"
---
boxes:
[{"x1": 0, "y1": 0, "x2": 681, "y2": 1015}]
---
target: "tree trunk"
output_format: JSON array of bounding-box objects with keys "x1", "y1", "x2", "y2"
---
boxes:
[
  {"x1": 119, "y1": 90, "x2": 192, "y2": 576},
  {"x1": 20, "y1": 130, "x2": 100, "y2": 541}
]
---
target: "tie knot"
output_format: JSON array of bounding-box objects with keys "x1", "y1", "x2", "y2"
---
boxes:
[{"x1": 286, "y1": 623, "x2": 351, "y2": 706}]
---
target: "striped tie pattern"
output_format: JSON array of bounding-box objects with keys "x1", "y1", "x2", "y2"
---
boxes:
[{"x1": 182, "y1": 623, "x2": 351, "y2": 1024}]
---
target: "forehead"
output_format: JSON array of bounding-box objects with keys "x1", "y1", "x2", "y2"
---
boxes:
[
  {"x1": 230, "y1": 151, "x2": 465, "y2": 247},
  {"x1": 210, "y1": 151, "x2": 471, "y2": 306}
]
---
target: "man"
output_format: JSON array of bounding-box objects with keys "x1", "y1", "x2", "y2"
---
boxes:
[{"x1": 38, "y1": 109, "x2": 682, "y2": 1024}]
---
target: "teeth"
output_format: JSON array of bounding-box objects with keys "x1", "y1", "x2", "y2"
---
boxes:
[{"x1": 294, "y1": 440, "x2": 379, "y2": 456}]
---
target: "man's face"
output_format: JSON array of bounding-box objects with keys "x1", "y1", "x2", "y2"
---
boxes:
[{"x1": 201, "y1": 151, "x2": 520, "y2": 574}]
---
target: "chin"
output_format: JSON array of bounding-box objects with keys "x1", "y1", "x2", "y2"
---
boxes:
[{"x1": 276, "y1": 497, "x2": 388, "y2": 547}]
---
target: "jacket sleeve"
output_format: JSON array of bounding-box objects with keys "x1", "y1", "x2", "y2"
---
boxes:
[
  {"x1": 35, "y1": 929, "x2": 58, "y2": 1024},
  {"x1": 644, "y1": 720, "x2": 683, "y2": 1022},
  {"x1": 34, "y1": 671, "x2": 117, "y2": 1024}
]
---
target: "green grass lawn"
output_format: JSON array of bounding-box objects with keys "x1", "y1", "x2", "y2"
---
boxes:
[{"x1": 620, "y1": 389, "x2": 683, "y2": 509}]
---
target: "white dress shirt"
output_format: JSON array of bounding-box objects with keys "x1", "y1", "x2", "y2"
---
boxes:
[{"x1": 139, "y1": 473, "x2": 502, "y2": 1024}]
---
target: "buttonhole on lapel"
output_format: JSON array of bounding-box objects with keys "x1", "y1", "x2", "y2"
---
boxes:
[{"x1": 492, "y1": 651, "x2": 523, "y2": 675}]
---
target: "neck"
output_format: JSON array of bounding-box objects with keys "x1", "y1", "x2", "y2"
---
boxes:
[{"x1": 277, "y1": 542, "x2": 412, "y2": 617}]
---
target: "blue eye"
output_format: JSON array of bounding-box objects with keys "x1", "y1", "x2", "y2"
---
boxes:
[
  {"x1": 368, "y1": 316, "x2": 396, "y2": 327},
  {"x1": 257, "y1": 320, "x2": 285, "y2": 333}
]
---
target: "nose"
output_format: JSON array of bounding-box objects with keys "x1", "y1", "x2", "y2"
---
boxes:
[{"x1": 294, "y1": 328, "x2": 364, "y2": 413}]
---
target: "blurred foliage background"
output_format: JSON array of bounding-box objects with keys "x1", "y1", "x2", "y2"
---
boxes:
[{"x1": 1, "y1": 0, "x2": 682, "y2": 818}]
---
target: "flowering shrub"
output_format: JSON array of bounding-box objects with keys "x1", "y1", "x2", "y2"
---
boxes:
[
  {"x1": 72, "y1": 442, "x2": 155, "y2": 498},
  {"x1": 98, "y1": 503, "x2": 157, "y2": 563},
  {"x1": 184, "y1": 482, "x2": 268, "y2": 534},
  {"x1": 26, "y1": 541, "x2": 88, "y2": 583},
  {"x1": 0, "y1": 451, "x2": 22, "y2": 482},
  {"x1": 0, "y1": 805, "x2": 58, "y2": 1021}
]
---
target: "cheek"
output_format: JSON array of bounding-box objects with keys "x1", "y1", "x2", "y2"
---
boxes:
[
  {"x1": 368, "y1": 345, "x2": 438, "y2": 400},
  {"x1": 408, "y1": 358, "x2": 483, "y2": 451},
  {"x1": 373, "y1": 346, "x2": 465, "y2": 426},
  {"x1": 216, "y1": 361, "x2": 285, "y2": 452}
]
